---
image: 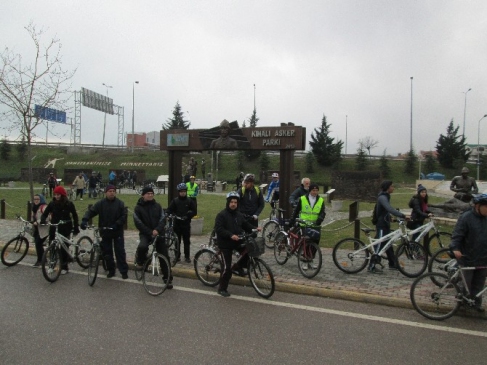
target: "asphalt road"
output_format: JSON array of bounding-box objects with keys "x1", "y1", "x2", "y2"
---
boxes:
[{"x1": 1, "y1": 263, "x2": 486, "y2": 364}]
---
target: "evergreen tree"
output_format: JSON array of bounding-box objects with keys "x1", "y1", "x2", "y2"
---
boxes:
[
  {"x1": 425, "y1": 154, "x2": 437, "y2": 173},
  {"x1": 0, "y1": 139, "x2": 11, "y2": 160},
  {"x1": 259, "y1": 150, "x2": 269, "y2": 172},
  {"x1": 309, "y1": 114, "x2": 343, "y2": 166},
  {"x1": 403, "y1": 149, "x2": 417, "y2": 175},
  {"x1": 436, "y1": 120, "x2": 469, "y2": 168},
  {"x1": 305, "y1": 151, "x2": 315, "y2": 173},
  {"x1": 235, "y1": 150, "x2": 245, "y2": 171},
  {"x1": 245, "y1": 109, "x2": 260, "y2": 161},
  {"x1": 162, "y1": 101, "x2": 190, "y2": 130},
  {"x1": 355, "y1": 147, "x2": 368, "y2": 170},
  {"x1": 378, "y1": 150, "x2": 391, "y2": 178}
]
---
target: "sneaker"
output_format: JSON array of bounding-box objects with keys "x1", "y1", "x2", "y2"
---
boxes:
[
  {"x1": 122, "y1": 272, "x2": 128, "y2": 279},
  {"x1": 185, "y1": 257, "x2": 191, "y2": 263},
  {"x1": 368, "y1": 266, "x2": 383, "y2": 274},
  {"x1": 32, "y1": 261, "x2": 41, "y2": 267},
  {"x1": 232, "y1": 268, "x2": 247, "y2": 277},
  {"x1": 217, "y1": 289, "x2": 231, "y2": 297},
  {"x1": 61, "y1": 269, "x2": 69, "y2": 275},
  {"x1": 164, "y1": 280, "x2": 174, "y2": 290},
  {"x1": 388, "y1": 265, "x2": 399, "y2": 271},
  {"x1": 310, "y1": 263, "x2": 318, "y2": 269},
  {"x1": 301, "y1": 263, "x2": 309, "y2": 270},
  {"x1": 107, "y1": 272, "x2": 115, "y2": 278}
]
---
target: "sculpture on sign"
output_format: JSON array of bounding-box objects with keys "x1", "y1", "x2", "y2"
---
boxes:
[{"x1": 199, "y1": 120, "x2": 249, "y2": 150}]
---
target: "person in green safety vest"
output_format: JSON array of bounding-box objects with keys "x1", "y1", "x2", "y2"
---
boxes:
[
  {"x1": 290, "y1": 183, "x2": 325, "y2": 270},
  {"x1": 186, "y1": 176, "x2": 199, "y2": 215}
]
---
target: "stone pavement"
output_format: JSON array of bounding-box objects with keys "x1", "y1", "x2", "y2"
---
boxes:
[{"x1": 0, "y1": 217, "x2": 418, "y2": 309}]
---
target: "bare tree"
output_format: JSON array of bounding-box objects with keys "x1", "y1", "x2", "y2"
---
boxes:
[
  {"x1": 0, "y1": 23, "x2": 76, "y2": 199},
  {"x1": 358, "y1": 136, "x2": 379, "y2": 157}
]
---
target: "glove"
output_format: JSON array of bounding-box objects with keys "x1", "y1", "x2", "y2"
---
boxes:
[
  {"x1": 73, "y1": 226, "x2": 80, "y2": 235},
  {"x1": 252, "y1": 215, "x2": 258, "y2": 220},
  {"x1": 80, "y1": 219, "x2": 88, "y2": 230}
]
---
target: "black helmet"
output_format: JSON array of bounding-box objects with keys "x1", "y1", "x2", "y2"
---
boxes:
[
  {"x1": 472, "y1": 194, "x2": 487, "y2": 205},
  {"x1": 177, "y1": 183, "x2": 187, "y2": 191}
]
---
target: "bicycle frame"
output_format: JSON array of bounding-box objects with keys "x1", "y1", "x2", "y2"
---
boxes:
[
  {"x1": 405, "y1": 219, "x2": 440, "y2": 243},
  {"x1": 48, "y1": 223, "x2": 77, "y2": 259},
  {"x1": 446, "y1": 265, "x2": 487, "y2": 304},
  {"x1": 358, "y1": 224, "x2": 406, "y2": 259}
]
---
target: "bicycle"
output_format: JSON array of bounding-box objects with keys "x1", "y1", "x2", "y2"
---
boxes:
[
  {"x1": 83, "y1": 225, "x2": 109, "y2": 286},
  {"x1": 41, "y1": 184, "x2": 48, "y2": 196},
  {"x1": 134, "y1": 235, "x2": 172, "y2": 296},
  {"x1": 1, "y1": 216, "x2": 33, "y2": 266},
  {"x1": 273, "y1": 219, "x2": 323, "y2": 279},
  {"x1": 405, "y1": 218, "x2": 452, "y2": 257},
  {"x1": 165, "y1": 214, "x2": 182, "y2": 266},
  {"x1": 410, "y1": 256, "x2": 487, "y2": 320},
  {"x1": 41, "y1": 221, "x2": 90, "y2": 282},
  {"x1": 261, "y1": 208, "x2": 290, "y2": 249},
  {"x1": 68, "y1": 186, "x2": 77, "y2": 201},
  {"x1": 268, "y1": 199, "x2": 279, "y2": 221},
  {"x1": 193, "y1": 231, "x2": 275, "y2": 298},
  {"x1": 332, "y1": 219, "x2": 428, "y2": 278}
]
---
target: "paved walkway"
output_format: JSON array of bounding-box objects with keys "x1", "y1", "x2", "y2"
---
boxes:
[{"x1": 0, "y1": 217, "x2": 423, "y2": 309}]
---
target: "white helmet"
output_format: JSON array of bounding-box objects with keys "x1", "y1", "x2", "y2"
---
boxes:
[{"x1": 271, "y1": 173, "x2": 279, "y2": 178}]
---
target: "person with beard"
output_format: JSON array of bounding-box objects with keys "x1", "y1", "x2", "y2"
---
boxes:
[
  {"x1": 167, "y1": 183, "x2": 196, "y2": 263},
  {"x1": 214, "y1": 192, "x2": 259, "y2": 297},
  {"x1": 31, "y1": 194, "x2": 49, "y2": 267},
  {"x1": 41, "y1": 186, "x2": 80, "y2": 274}
]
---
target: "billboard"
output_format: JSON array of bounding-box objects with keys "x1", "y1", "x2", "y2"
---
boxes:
[
  {"x1": 34, "y1": 105, "x2": 67, "y2": 123},
  {"x1": 81, "y1": 87, "x2": 114, "y2": 115}
]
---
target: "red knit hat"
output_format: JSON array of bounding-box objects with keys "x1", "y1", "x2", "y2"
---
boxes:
[{"x1": 53, "y1": 186, "x2": 67, "y2": 197}]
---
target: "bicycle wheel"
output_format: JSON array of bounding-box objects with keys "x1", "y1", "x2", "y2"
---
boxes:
[
  {"x1": 165, "y1": 231, "x2": 179, "y2": 267},
  {"x1": 193, "y1": 249, "x2": 222, "y2": 287},
  {"x1": 87, "y1": 248, "x2": 100, "y2": 286},
  {"x1": 332, "y1": 238, "x2": 369, "y2": 274},
  {"x1": 297, "y1": 241, "x2": 322, "y2": 279},
  {"x1": 426, "y1": 232, "x2": 452, "y2": 257},
  {"x1": 134, "y1": 251, "x2": 144, "y2": 281},
  {"x1": 273, "y1": 231, "x2": 290, "y2": 265},
  {"x1": 1, "y1": 236, "x2": 29, "y2": 266},
  {"x1": 410, "y1": 272, "x2": 461, "y2": 320},
  {"x1": 41, "y1": 244, "x2": 62, "y2": 283},
  {"x1": 395, "y1": 241, "x2": 428, "y2": 278},
  {"x1": 427, "y1": 248, "x2": 457, "y2": 286},
  {"x1": 75, "y1": 236, "x2": 93, "y2": 269},
  {"x1": 262, "y1": 220, "x2": 280, "y2": 249},
  {"x1": 142, "y1": 254, "x2": 170, "y2": 296},
  {"x1": 248, "y1": 257, "x2": 275, "y2": 299}
]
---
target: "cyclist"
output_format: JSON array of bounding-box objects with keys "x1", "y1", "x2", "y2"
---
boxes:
[
  {"x1": 289, "y1": 177, "x2": 310, "y2": 207},
  {"x1": 214, "y1": 192, "x2": 258, "y2": 297},
  {"x1": 235, "y1": 172, "x2": 244, "y2": 190},
  {"x1": 289, "y1": 183, "x2": 325, "y2": 270},
  {"x1": 167, "y1": 183, "x2": 196, "y2": 263},
  {"x1": 46, "y1": 172, "x2": 58, "y2": 198},
  {"x1": 237, "y1": 173, "x2": 264, "y2": 228},
  {"x1": 80, "y1": 184, "x2": 129, "y2": 279},
  {"x1": 370, "y1": 180, "x2": 410, "y2": 273},
  {"x1": 186, "y1": 176, "x2": 199, "y2": 215},
  {"x1": 40, "y1": 186, "x2": 80, "y2": 275},
  {"x1": 450, "y1": 194, "x2": 487, "y2": 312},
  {"x1": 134, "y1": 186, "x2": 173, "y2": 288},
  {"x1": 72, "y1": 172, "x2": 86, "y2": 201},
  {"x1": 265, "y1": 172, "x2": 280, "y2": 208}
]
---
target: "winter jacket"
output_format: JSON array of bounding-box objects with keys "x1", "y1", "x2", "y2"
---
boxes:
[
  {"x1": 72, "y1": 176, "x2": 86, "y2": 189},
  {"x1": 82, "y1": 197, "x2": 126, "y2": 237},
  {"x1": 237, "y1": 186, "x2": 264, "y2": 217},
  {"x1": 289, "y1": 184, "x2": 308, "y2": 205},
  {"x1": 167, "y1": 196, "x2": 196, "y2": 226},
  {"x1": 41, "y1": 198, "x2": 79, "y2": 237},
  {"x1": 450, "y1": 207, "x2": 487, "y2": 266},
  {"x1": 133, "y1": 197, "x2": 165, "y2": 237},
  {"x1": 215, "y1": 206, "x2": 254, "y2": 250},
  {"x1": 409, "y1": 195, "x2": 431, "y2": 224},
  {"x1": 376, "y1": 192, "x2": 405, "y2": 230}
]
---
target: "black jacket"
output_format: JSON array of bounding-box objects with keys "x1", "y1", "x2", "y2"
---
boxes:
[
  {"x1": 133, "y1": 198, "x2": 165, "y2": 237},
  {"x1": 237, "y1": 186, "x2": 264, "y2": 217},
  {"x1": 409, "y1": 195, "x2": 431, "y2": 224},
  {"x1": 376, "y1": 192, "x2": 405, "y2": 230},
  {"x1": 215, "y1": 206, "x2": 254, "y2": 250},
  {"x1": 41, "y1": 199, "x2": 79, "y2": 237},
  {"x1": 450, "y1": 207, "x2": 487, "y2": 266},
  {"x1": 289, "y1": 184, "x2": 308, "y2": 205},
  {"x1": 167, "y1": 196, "x2": 196, "y2": 226},
  {"x1": 82, "y1": 197, "x2": 126, "y2": 237}
]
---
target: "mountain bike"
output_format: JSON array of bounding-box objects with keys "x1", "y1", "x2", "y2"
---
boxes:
[
  {"x1": 165, "y1": 214, "x2": 182, "y2": 266},
  {"x1": 193, "y1": 231, "x2": 275, "y2": 298},
  {"x1": 1, "y1": 216, "x2": 33, "y2": 266},
  {"x1": 261, "y1": 208, "x2": 290, "y2": 249},
  {"x1": 410, "y1": 255, "x2": 487, "y2": 320},
  {"x1": 332, "y1": 219, "x2": 428, "y2": 278},
  {"x1": 82, "y1": 226, "x2": 110, "y2": 286},
  {"x1": 405, "y1": 218, "x2": 452, "y2": 257},
  {"x1": 273, "y1": 219, "x2": 323, "y2": 278}
]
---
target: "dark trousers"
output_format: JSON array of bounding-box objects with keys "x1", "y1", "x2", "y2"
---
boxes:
[
  {"x1": 463, "y1": 268, "x2": 487, "y2": 305},
  {"x1": 219, "y1": 247, "x2": 248, "y2": 291},
  {"x1": 136, "y1": 235, "x2": 171, "y2": 281},
  {"x1": 190, "y1": 197, "x2": 198, "y2": 215},
  {"x1": 34, "y1": 232, "x2": 47, "y2": 262},
  {"x1": 101, "y1": 235, "x2": 128, "y2": 274},
  {"x1": 174, "y1": 222, "x2": 191, "y2": 259},
  {"x1": 76, "y1": 188, "x2": 84, "y2": 199},
  {"x1": 371, "y1": 227, "x2": 395, "y2": 268},
  {"x1": 49, "y1": 225, "x2": 72, "y2": 270},
  {"x1": 48, "y1": 185, "x2": 55, "y2": 197}
]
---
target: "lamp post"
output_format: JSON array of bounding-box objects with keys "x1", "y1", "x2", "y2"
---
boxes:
[
  {"x1": 102, "y1": 83, "x2": 113, "y2": 147},
  {"x1": 477, "y1": 114, "x2": 487, "y2": 181},
  {"x1": 410, "y1": 76, "x2": 413, "y2": 152},
  {"x1": 131, "y1": 81, "x2": 139, "y2": 153},
  {"x1": 462, "y1": 88, "x2": 472, "y2": 138}
]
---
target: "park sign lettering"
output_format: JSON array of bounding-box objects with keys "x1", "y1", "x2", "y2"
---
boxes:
[
  {"x1": 161, "y1": 125, "x2": 305, "y2": 151},
  {"x1": 64, "y1": 162, "x2": 164, "y2": 167}
]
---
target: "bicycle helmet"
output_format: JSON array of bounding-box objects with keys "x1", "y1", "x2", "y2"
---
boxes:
[
  {"x1": 472, "y1": 194, "x2": 487, "y2": 205},
  {"x1": 271, "y1": 172, "x2": 279, "y2": 178},
  {"x1": 190, "y1": 176, "x2": 196, "y2": 179},
  {"x1": 226, "y1": 191, "x2": 240, "y2": 201},
  {"x1": 177, "y1": 183, "x2": 187, "y2": 191},
  {"x1": 243, "y1": 173, "x2": 255, "y2": 182}
]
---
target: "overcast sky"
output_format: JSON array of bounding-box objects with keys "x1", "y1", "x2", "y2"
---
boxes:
[{"x1": 1, "y1": 0, "x2": 486, "y2": 155}]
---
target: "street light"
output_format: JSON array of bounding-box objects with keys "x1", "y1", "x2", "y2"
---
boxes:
[
  {"x1": 131, "y1": 81, "x2": 139, "y2": 153},
  {"x1": 102, "y1": 83, "x2": 113, "y2": 147},
  {"x1": 462, "y1": 88, "x2": 472, "y2": 138},
  {"x1": 477, "y1": 114, "x2": 487, "y2": 181},
  {"x1": 410, "y1": 77, "x2": 413, "y2": 152}
]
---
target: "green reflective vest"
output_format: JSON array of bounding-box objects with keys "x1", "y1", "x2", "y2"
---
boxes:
[
  {"x1": 299, "y1": 195, "x2": 324, "y2": 223},
  {"x1": 186, "y1": 182, "x2": 198, "y2": 197}
]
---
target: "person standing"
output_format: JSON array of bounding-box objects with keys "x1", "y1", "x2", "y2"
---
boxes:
[
  {"x1": 408, "y1": 184, "x2": 433, "y2": 240},
  {"x1": 88, "y1": 172, "x2": 98, "y2": 199},
  {"x1": 238, "y1": 174, "x2": 265, "y2": 227},
  {"x1": 214, "y1": 192, "x2": 257, "y2": 297},
  {"x1": 80, "y1": 185, "x2": 129, "y2": 279},
  {"x1": 109, "y1": 170, "x2": 116, "y2": 185},
  {"x1": 370, "y1": 180, "x2": 410, "y2": 273},
  {"x1": 289, "y1": 177, "x2": 310, "y2": 206},
  {"x1": 41, "y1": 186, "x2": 80, "y2": 274},
  {"x1": 201, "y1": 158, "x2": 206, "y2": 179},
  {"x1": 46, "y1": 172, "x2": 57, "y2": 198},
  {"x1": 186, "y1": 176, "x2": 199, "y2": 215},
  {"x1": 132, "y1": 170, "x2": 137, "y2": 189},
  {"x1": 134, "y1": 186, "x2": 172, "y2": 288},
  {"x1": 450, "y1": 194, "x2": 487, "y2": 312},
  {"x1": 265, "y1": 172, "x2": 280, "y2": 208},
  {"x1": 72, "y1": 172, "x2": 86, "y2": 201},
  {"x1": 450, "y1": 167, "x2": 479, "y2": 202},
  {"x1": 167, "y1": 183, "x2": 196, "y2": 263},
  {"x1": 31, "y1": 194, "x2": 49, "y2": 267}
]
